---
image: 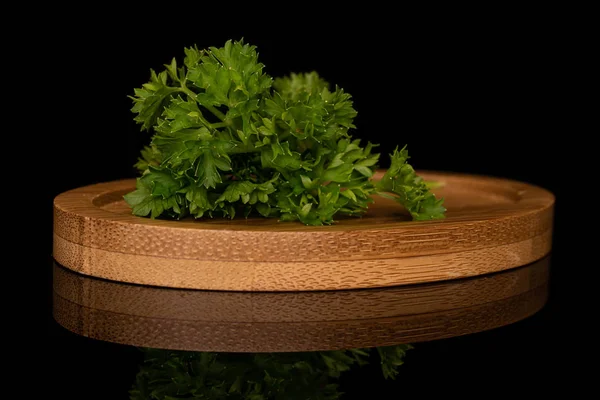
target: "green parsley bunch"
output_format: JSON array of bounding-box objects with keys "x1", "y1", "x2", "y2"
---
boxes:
[{"x1": 125, "y1": 40, "x2": 445, "y2": 225}]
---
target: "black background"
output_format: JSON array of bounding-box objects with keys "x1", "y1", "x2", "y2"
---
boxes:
[{"x1": 38, "y1": 13, "x2": 577, "y2": 398}]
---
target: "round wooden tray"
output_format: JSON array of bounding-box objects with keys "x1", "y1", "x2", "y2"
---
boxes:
[
  {"x1": 53, "y1": 171, "x2": 554, "y2": 291},
  {"x1": 53, "y1": 257, "x2": 550, "y2": 352}
]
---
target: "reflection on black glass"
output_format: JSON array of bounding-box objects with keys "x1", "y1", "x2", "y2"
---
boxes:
[{"x1": 53, "y1": 257, "x2": 549, "y2": 399}]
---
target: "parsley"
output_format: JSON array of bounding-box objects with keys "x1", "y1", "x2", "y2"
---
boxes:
[
  {"x1": 130, "y1": 345, "x2": 412, "y2": 399},
  {"x1": 125, "y1": 40, "x2": 445, "y2": 225}
]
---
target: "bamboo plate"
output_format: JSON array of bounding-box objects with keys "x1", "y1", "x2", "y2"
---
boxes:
[
  {"x1": 53, "y1": 257, "x2": 550, "y2": 352},
  {"x1": 53, "y1": 171, "x2": 554, "y2": 291}
]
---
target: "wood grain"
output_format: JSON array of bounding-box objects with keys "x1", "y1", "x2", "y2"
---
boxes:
[
  {"x1": 53, "y1": 170, "x2": 554, "y2": 290},
  {"x1": 53, "y1": 257, "x2": 550, "y2": 352}
]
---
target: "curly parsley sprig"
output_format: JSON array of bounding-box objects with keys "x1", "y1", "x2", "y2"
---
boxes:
[{"x1": 124, "y1": 40, "x2": 445, "y2": 225}]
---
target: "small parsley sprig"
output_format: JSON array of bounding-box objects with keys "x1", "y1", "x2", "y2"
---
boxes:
[{"x1": 124, "y1": 40, "x2": 445, "y2": 225}]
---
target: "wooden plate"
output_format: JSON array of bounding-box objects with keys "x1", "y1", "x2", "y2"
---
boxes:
[
  {"x1": 53, "y1": 257, "x2": 550, "y2": 352},
  {"x1": 53, "y1": 171, "x2": 554, "y2": 291}
]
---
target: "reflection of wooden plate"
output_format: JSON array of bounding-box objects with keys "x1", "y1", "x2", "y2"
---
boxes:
[
  {"x1": 53, "y1": 257, "x2": 550, "y2": 352},
  {"x1": 53, "y1": 171, "x2": 554, "y2": 291}
]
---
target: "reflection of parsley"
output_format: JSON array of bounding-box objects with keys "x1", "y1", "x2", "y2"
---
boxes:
[
  {"x1": 130, "y1": 346, "x2": 412, "y2": 400},
  {"x1": 125, "y1": 40, "x2": 445, "y2": 225}
]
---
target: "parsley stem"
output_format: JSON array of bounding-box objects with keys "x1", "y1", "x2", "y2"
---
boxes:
[
  {"x1": 210, "y1": 122, "x2": 229, "y2": 129},
  {"x1": 189, "y1": 106, "x2": 227, "y2": 131},
  {"x1": 178, "y1": 85, "x2": 227, "y2": 122},
  {"x1": 229, "y1": 144, "x2": 260, "y2": 154},
  {"x1": 178, "y1": 85, "x2": 197, "y2": 100},
  {"x1": 205, "y1": 105, "x2": 227, "y2": 122}
]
